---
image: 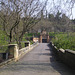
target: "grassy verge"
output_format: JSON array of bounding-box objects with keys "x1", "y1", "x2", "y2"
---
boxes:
[{"x1": 51, "y1": 32, "x2": 75, "y2": 51}]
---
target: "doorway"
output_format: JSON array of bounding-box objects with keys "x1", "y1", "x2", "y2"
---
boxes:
[{"x1": 42, "y1": 39, "x2": 47, "y2": 43}]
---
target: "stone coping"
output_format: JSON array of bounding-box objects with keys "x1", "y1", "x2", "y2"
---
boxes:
[
  {"x1": 24, "y1": 41, "x2": 30, "y2": 43},
  {"x1": 59, "y1": 48, "x2": 65, "y2": 53},
  {"x1": 65, "y1": 49, "x2": 75, "y2": 54},
  {"x1": 52, "y1": 42, "x2": 75, "y2": 54},
  {"x1": 8, "y1": 44, "x2": 17, "y2": 46}
]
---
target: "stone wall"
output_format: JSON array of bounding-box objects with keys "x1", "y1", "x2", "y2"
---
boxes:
[
  {"x1": 51, "y1": 42, "x2": 75, "y2": 69},
  {"x1": 0, "y1": 42, "x2": 39, "y2": 67}
]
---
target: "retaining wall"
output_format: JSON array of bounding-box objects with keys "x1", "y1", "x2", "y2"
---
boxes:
[{"x1": 51, "y1": 42, "x2": 75, "y2": 69}]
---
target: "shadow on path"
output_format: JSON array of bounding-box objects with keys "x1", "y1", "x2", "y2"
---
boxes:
[{"x1": 46, "y1": 43, "x2": 75, "y2": 75}]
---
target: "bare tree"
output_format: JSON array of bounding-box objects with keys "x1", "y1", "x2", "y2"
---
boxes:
[
  {"x1": 13, "y1": 0, "x2": 48, "y2": 48},
  {"x1": 0, "y1": 0, "x2": 48, "y2": 48},
  {"x1": 0, "y1": 0, "x2": 22, "y2": 43}
]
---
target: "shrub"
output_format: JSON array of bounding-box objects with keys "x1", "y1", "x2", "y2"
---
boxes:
[{"x1": 52, "y1": 32, "x2": 75, "y2": 51}]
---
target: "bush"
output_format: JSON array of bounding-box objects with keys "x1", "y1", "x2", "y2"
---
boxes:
[{"x1": 52, "y1": 32, "x2": 75, "y2": 51}]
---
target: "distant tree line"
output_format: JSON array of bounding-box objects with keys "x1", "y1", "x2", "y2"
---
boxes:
[
  {"x1": 31, "y1": 0, "x2": 75, "y2": 33},
  {"x1": 48, "y1": 11, "x2": 75, "y2": 32}
]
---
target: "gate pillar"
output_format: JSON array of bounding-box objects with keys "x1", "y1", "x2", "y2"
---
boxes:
[{"x1": 39, "y1": 34, "x2": 42, "y2": 43}]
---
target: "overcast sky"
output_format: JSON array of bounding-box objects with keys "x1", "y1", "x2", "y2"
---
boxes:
[{"x1": 40, "y1": 0, "x2": 75, "y2": 19}]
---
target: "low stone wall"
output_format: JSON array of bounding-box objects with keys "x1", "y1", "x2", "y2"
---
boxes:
[
  {"x1": 50, "y1": 42, "x2": 58, "y2": 57},
  {"x1": 18, "y1": 42, "x2": 39, "y2": 60},
  {"x1": 0, "y1": 42, "x2": 39, "y2": 67},
  {"x1": 51, "y1": 42, "x2": 75, "y2": 69},
  {"x1": 64, "y1": 49, "x2": 75, "y2": 68},
  {"x1": 0, "y1": 58, "x2": 14, "y2": 67}
]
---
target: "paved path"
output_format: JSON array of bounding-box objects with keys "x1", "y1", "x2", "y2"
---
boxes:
[{"x1": 0, "y1": 43, "x2": 75, "y2": 75}]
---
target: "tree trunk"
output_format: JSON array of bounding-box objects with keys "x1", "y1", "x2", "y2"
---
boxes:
[
  {"x1": 18, "y1": 41, "x2": 21, "y2": 49},
  {"x1": 18, "y1": 38, "x2": 22, "y2": 49},
  {"x1": 9, "y1": 31, "x2": 12, "y2": 43}
]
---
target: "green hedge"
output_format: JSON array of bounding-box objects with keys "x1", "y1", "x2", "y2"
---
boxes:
[{"x1": 52, "y1": 32, "x2": 75, "y2": 51}]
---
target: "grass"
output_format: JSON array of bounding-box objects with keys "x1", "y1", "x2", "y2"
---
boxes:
[{"x1": 51, "y1": 32, "x2": 75, "y2": 51}]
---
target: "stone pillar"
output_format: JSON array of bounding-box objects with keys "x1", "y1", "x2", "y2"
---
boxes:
[
  {"x1": 29, "y1": 42, "x2": 30, "y2": 49},
  {"x1": 8, "y1": 44, "x2": 19, "y2": 61},
  {"x1": 14, "y1": 45, "x2": 19, "y2": 60},
  {"x1": 39, "y1": 34, "x2": 42, "y2": 43},
  {"x1": 47, "y1": 34, "x2": 50, "y2": 43}
]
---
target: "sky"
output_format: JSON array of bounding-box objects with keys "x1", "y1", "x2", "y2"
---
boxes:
[
  {"x1": 0, "y1": 0, "x2": 75, "y2": 19},
  {"x1": 40, "y1": 0, "x2": 75, "y2": 19}
]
